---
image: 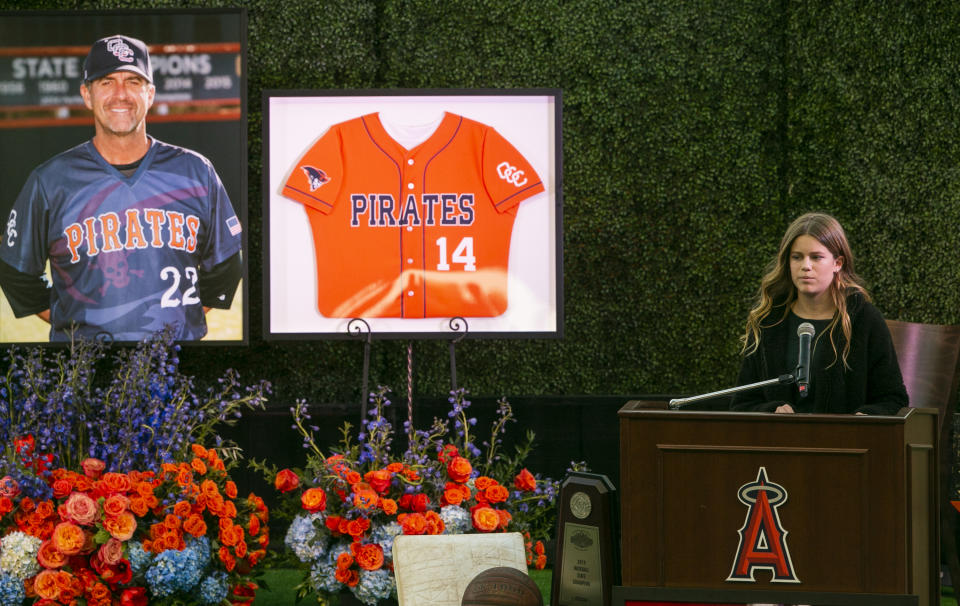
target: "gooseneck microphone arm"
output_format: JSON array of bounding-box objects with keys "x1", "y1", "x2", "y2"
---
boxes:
[{"x1": 668, "y1": 374, "x2": 796, "y2": 410}]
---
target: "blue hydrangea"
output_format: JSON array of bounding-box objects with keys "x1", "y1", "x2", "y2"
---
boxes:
[
  {"x1": 440, "y1": 505, "x2": 471, "y2": 534},
  {"x1": 285, "y1": 512, "x2": 328, "y2": 562},
  {"x1": 352, "y1": 569, "x2": 394, "y2": 605},
  {"x1": 145, "y1": 537, "x2": 210, "y2": 597},
  {"x1": 0, "y1": 572, "x2": 25, "y2": 606},
  {"x1": 198, "y1": 570, "x2": 230, "y2": 605},
  {"x1": 127, "y1": 540, "x2": 154, "y2": 575}
]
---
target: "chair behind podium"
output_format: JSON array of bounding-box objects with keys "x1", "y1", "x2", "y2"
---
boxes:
[{"x1": 886, "y1": 318, "x2": 960, "y2": 591}]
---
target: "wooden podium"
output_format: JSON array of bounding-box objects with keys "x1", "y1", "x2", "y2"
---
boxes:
[{"x1": 614, "y1": 403, "x2": 938, "y2": 606}]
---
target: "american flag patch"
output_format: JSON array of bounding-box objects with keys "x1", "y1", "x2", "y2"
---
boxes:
[{"x1": 226, "y1": 216, "x2": 242, "y2": 236}]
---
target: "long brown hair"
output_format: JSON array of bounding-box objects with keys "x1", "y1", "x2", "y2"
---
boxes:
[{"x1": 741, "y1": 212, "x2": 870, "y2": 368}]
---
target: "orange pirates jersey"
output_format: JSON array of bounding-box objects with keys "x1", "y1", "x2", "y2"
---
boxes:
[{"x1": 281, "y1": 112, "x2": 545, "y2": 319}]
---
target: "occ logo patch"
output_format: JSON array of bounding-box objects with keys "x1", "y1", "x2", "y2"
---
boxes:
[
  {"x1": 107, "y1": 38, "x2": 136, "y2": 63},
  {"x1": 726, "y1": 467, "x2": 800, "y2": 584},
  {"x1": 5, "y1": 210, "x2": 17, "y2": 247},
  {"x1": 496, "y1": 161, "x2": 528, "y2": 187}
]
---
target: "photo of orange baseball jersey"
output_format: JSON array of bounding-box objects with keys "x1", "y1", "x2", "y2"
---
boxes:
[{"x1": 281, "y1": 111, "x2": 545, "y2": 319}]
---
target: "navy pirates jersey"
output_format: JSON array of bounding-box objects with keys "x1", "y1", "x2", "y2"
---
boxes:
[{"x1": 0, "y1": 138, "x2": 242, "y2": 341}]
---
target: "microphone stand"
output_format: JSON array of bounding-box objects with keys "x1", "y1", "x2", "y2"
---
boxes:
[{"x1": 668, "y1": 374, "x2": 796, "y2": 410}]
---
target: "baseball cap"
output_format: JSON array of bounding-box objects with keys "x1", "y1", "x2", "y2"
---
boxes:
[{"x1": 82, "y1": 35, "x2": 152, "y2": 83}]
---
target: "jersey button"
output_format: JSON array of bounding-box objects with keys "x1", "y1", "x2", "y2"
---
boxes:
[
  {"x1": 407, "y1": 258, "x2": 414, "y2": 264},
  {"x1": 407, "y1": 182, "x2": 415, "y2": 190},
  {"x1": 407, "y1": 158, "x2": 415, "y2": 165},
  {"x1": 406, "y1": 226, "x2": 413, "y2": 232},
  {"x1": 407, "y1": 290, "x2": 415, "y2": 297}
]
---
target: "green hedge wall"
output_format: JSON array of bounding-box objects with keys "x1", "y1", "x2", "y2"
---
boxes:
[{"x1": 3, "y1": 1, "x2": 959, "y2": 407}]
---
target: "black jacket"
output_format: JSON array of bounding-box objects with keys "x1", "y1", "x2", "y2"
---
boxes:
[{"x1": 730, "y1": 295, "x2": 908, "y2": 415}]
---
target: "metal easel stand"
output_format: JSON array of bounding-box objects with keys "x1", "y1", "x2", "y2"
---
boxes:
[
  {"x1": 348, "y1": 318, "x2": 372, "y2": 422},
  {"x1": 448, "y1": 316, "x2": 468, "y2": 391}
]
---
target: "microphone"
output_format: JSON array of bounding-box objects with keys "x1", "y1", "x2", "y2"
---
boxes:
[{"x1": 796, "y1": 322, "x2": 815, "y2": 397}]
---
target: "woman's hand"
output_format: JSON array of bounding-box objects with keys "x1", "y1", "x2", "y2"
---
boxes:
[{"x1": 775, "y1": 404, "x2": 795, "y2": 413}]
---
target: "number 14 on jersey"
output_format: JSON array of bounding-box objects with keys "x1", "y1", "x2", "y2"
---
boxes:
[{"x1": 436, "y1": 237, "x2": 476, "y2": 271}]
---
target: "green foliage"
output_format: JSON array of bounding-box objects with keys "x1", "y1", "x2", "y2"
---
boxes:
[{"x1": 2, "y1": 1, "x2": 957, "y2": 404}]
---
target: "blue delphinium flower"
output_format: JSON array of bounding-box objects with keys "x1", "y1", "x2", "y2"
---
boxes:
[
  {"x1": 352, "y1": 569, "x2": 394, "y2": 605},
  {"x1": 0, "y1": 572, "x2": 25, "y2": 606},
  {"x1": 440, "y1": 505, "x2": 471, "y2": 535},
  {"x1": 198, "y1": 570, "x2": 230, "y2": 605},
  {"x1": 285, "y1": 512, "x2": 328, "y2": 562}
]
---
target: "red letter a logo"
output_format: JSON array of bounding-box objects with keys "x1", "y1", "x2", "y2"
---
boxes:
[{"x1": 726, "y1": 467, "x2": 799, "y2": 583}]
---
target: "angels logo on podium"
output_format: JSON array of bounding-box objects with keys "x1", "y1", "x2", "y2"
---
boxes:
[{"x1": 726, "y1": 467, "x2": 800, "y2": 584}]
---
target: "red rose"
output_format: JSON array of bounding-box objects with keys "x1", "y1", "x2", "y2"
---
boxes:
[
  {"x1": 364, "y1": 469, "x2": 392, "y2": 494},
  {"x1": 274, "y1": 469, "x2": 300, "y2": 493}
]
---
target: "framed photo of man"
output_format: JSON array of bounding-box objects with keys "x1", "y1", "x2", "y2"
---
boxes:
[
  {"x1": 0, "y1": 9, "x2": 248, "y2": 344},
  {"x1": 262, "y1": 89, "x2": 563, "y2": 340}
]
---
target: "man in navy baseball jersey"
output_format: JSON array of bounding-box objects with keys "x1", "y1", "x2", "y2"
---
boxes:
[{"x1": 0, "y1": 35, "x2": 242, "y2": 341}]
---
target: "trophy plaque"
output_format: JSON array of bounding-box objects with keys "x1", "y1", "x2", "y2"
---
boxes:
[{"x1": 551, "y1": 472, "x2": 619, "y2": 606}]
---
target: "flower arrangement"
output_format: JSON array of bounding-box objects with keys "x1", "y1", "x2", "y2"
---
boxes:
[
  {"x1": 0, "y1": 328, "x2": 272, "y2": 605},
  {"x1": 265, "y1": 387, "x2": 558, "y2": 605},
  {"x1": 0, "y1": 444, "x2": 269, "y2": 606}
]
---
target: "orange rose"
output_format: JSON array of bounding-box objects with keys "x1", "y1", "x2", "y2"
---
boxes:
[
  {"x1": 101, "y1": 472, "x2": 132, "y2": 494},
  {"x1": 484, "y1": 484, "x2": 509, "y2": 504},
  {"x1": 496, "y1": 508, "x2": 511, "y2": 530},
  {"x1": 183, "y1": 514, "x2": 207, "y2": 538},
  {"x1": 386, "y1": 462, "x2": 404, "y2": 473},
  {"x1": 336, "y1": 552, "x2": 354, "y2": 568},
  {"x1": 442, "y1": 486, "x2": 465, "y2": 506},
  {"x1": 248, "y1": 515, "x2": 261, "y2": 536},
  {"x1": 51, "y1": 479, "x2": 72, "y2": 500},
  {"x1": 474, "y1": 476, "x2": 495, "y2": 491},
  {"x1": 173, "y1": 500, "x2": 192, "y2": 518},
  {"x1": 355, "y1": 543, "x2": 384, "y2": 570},
  {"x1": 103, "y1": 494, "x2": 130, "y2": 517},
  {"x1": 191, "y1": 444, "x2": 208, "y2": 458},
  {"x1": 345, "y1": 471, "x2": 362, "y2": 485},
  {"x1": 191, "y1": 458, "x2": 208, "y2": 475},
  {"x1": 424, "y1": 511, "x2": 445, "y2": 535},
  {"x1": 219, "y1": 546, "x2": 236, "y2": 571},
  {"x1": 301, "y1": 487, "x2": 327, "y2": 513},
  {"x1": 200, "y1": 480, "x2": 219, "y2": 499},
  {"x1": 446, "y1": 456, "x2": 472, "y2": 483},
  {"x1": 471, "y1": 506, "x2": 499, "y2": 532},
  {"x1": 346, "y1": 517, "x2": 370, "y2": 538},
  {"x1": 398, "y1": 513, "x2": 427, "y2": 535},
  {"x1": 514, "y1": 468, "x2": 536, "y2": 491},
  {"x1": 37, "y1": 539, "x2": 68, "y2": 568},
  {"x1": 380, "y1": 498, "x2": 398, "y2": 515},
  {"x1": 51, "y1": 521, "x2": 86, "y2": 555},
  {"x1": 33, "y1": 569, "x2": 60, "y2": 600},
  {"x1": 353, "y1": 487, "x2": 378, "y2": 510},
  {"x1": 364, "y1": 469, "x2": 392, "y2": 494},
  {"x1": 103, "y1": 512, "x2": 137, "y2": 541},
  {"x1": 225, "y1": 480, "x2": 238, "y2": 499}
]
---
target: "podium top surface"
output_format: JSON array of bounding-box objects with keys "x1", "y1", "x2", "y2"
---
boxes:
[{"x1": 617, "y1": 402, "x2": 930, "y2": 424}]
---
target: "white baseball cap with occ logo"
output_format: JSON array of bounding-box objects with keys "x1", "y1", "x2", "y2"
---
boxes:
[{"x1": 82, "y1": 35, "x2": 153, "y2": 83}]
